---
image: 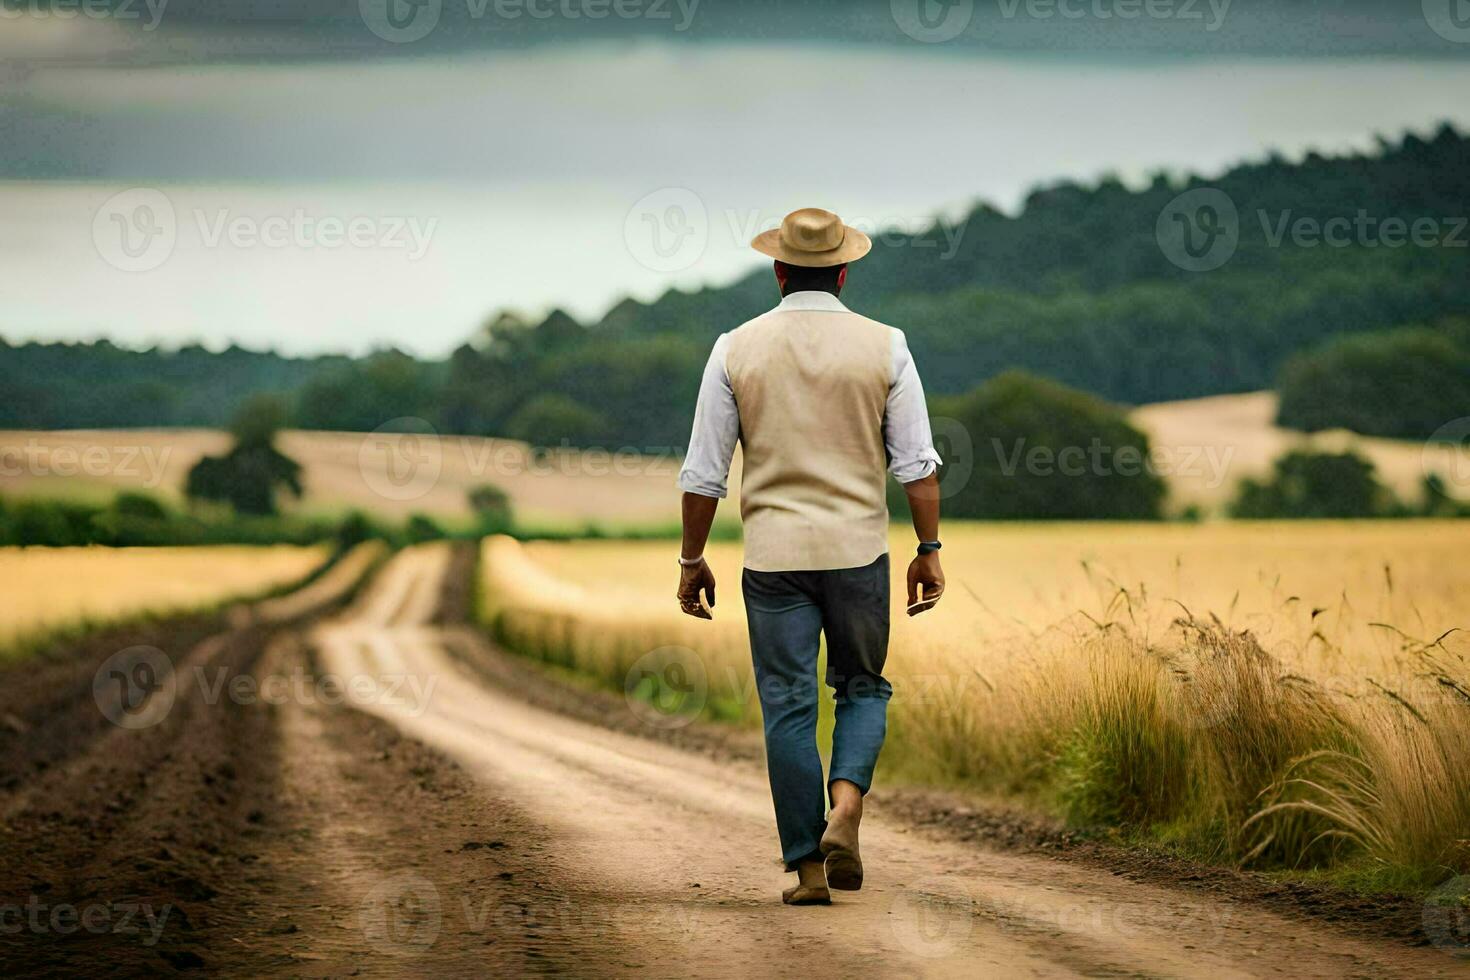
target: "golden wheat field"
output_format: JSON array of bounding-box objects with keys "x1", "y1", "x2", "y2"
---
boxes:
[
  {"x1": 5, "y1": 391, "x2": 1464, "y2": 526},
  {"x1": 0, "y1": 544, "x2": 328, "y2": 651},
  {"x1": 0, "y1": 428, "x2": 682, "y2": 527},
  {"x1": 482, "y1": 521, "x2": 1470, "y2": 887}
]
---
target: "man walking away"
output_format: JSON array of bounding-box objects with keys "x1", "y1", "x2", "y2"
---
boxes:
[{"x1": 675, "y1": 207, "x2": 946, "y2": 905}]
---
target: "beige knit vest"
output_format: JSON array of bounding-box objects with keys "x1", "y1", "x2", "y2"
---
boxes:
[{"x1": 726, "y1": 306, "x2": 893, "y2": 572}]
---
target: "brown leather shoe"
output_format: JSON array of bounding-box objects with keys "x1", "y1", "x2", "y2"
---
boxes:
[
  {"x1": 820, "y1": 831, "x2": 864, "y2": 891},
  {"x1": 781, "y1": 882, "x2": 832, "y2": 905}
]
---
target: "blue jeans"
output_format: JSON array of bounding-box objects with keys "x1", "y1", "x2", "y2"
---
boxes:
[{"x1": 741, "y1": 554, "x2": 893, "y2": 870}]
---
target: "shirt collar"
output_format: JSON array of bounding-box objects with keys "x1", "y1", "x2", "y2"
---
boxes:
[{"x1": 775, "y1": 290, "x2": 849, "y2": 314}]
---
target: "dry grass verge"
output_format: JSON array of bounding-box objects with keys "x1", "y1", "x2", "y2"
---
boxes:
[{"x1": 478, "y1": 526, "x2": 1470, "y2": 892}]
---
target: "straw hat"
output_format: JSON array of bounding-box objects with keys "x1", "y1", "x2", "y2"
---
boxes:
[{"x1": 750, "y1": 208, "x2": 871, "y2": 267}]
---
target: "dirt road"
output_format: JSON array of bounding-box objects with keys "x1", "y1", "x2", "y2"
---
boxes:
[{"x1": 3, "y1": 544, "x2": 1466, "y2": 977}]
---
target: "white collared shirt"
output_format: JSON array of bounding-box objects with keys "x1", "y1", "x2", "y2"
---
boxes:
[{"x1": 677, "y1": 290, "x2": 942, "y2": 499}]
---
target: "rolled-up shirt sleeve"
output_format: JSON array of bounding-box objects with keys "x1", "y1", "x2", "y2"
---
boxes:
[
  {"x1": 885, "y1": 329, "x2": 943, "y2": 483},
  {"x1": 677, "y1": 333, "x2": 739, "y2": 499}
]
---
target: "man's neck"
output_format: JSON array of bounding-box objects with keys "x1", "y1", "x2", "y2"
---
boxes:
[{"x1": 780, "y1": 287, "x2": 842, "y2": 298}]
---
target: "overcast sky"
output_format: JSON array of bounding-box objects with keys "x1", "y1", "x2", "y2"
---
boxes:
[{"x1": 3, "y1": 1, "x2": 1469, "y2": 356}]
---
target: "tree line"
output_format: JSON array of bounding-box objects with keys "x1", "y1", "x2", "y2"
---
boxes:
[{"x1": 3, "y1": 124, "x2": 1465, "y2": 451}]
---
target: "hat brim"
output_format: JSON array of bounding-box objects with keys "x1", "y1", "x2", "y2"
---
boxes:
[{"x1": 750, "y1": 225, "x2": 872, "y2": 267}]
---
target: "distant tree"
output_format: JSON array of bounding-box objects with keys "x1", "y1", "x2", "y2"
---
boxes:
[
  {"x1": 185, "y1": 396, "x2": 303, "y2": 516},
  {"x1": 933, "y1": 371, "x2": 1166, "y2": 520},
  {"x1": 505, "y1": 394, "x2": 607, "y2": 448},
  {"x1": 294, "y1": 349, "x2": 441, "y2": 433},
  {"x1": 6, "y1": 499, "x2": 96, "y2": 547},
  {"x1": 405, "y1": 513, "x2": 445, "y2": 543},
  {"x1": 1230, "y1": 450, "x2": 1397, "y2": 519},
  {"x1": 111, "y1": 491, "x2": 170, "y2": 521},
  {"x1": 532, "y1": 335, "x2": 703, "y2": 449},
  {"x1": 467, "y1": 483, "x2": 514, "y2": 534},
  {"x1": 1276, "y1": 326, "x2": 1470, "y2": 439},
  {"x1": 229, "y1": 392, "x2": 291, "y2": 449}
]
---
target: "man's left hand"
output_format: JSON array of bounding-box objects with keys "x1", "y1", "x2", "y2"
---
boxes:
[
  {"x1": 906, "y1": 552, "x2": 944, "y2": 616},
  {"x1": 677, "y1": 559, "x2": 716, "y2": 620}
]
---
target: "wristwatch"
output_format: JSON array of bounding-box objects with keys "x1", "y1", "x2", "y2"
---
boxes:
[{"x1": 916, "y1": 541, "x2": 942, "y2": 556}]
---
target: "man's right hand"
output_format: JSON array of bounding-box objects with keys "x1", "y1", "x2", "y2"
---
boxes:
[
  {"x1": 677, "y1": 559, "x2": 716, "y2": 620},
  {"x1": 906, "y1": 552, "x2": 944, "y2": 616}
]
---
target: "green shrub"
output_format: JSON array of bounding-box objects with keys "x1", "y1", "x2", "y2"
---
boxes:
[
  {"x1": 1231, "y1": 450, "x2": 1399, "y2": 519},
  {"x1": 1276, "y1": 326, "x2": 1470, "y2": 440},
  {"x1": 111, "y1": 491, "x2": 170, "y2": 522},
  {"x1": 6, "y1": 499, "x2": 99, "y2": 547},
  {"x1": 335, "y1": 510, "x2": 377, "y2": 548},
  {"x1": 467, "y1": 484, "x2": 515, "y2": 534},
  {"x1": 504, "y1": 393, "x2": 606, "y2": 448},
  {"x1": 932, "y1": 370, "x2": 1166, "y2": 520},
  {"x1": 405, "y1": 513, "x2": 445, "y2": 543}
]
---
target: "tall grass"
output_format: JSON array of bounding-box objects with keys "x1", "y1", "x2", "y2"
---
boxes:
[{"x1": 479, "y1": 529, "x2": 1470, "y2": 891}]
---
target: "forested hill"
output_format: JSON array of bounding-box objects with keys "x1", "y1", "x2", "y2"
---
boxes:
[
  {"x1": 4, "y1": 124, "x2": 1467, "y2": 447},
  {"x1": 0, "y1": 340, "x2": 350, "y2": 431},
  {"x1": 440, "y1": 123, "x2": 1470, "y2": 449}
]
